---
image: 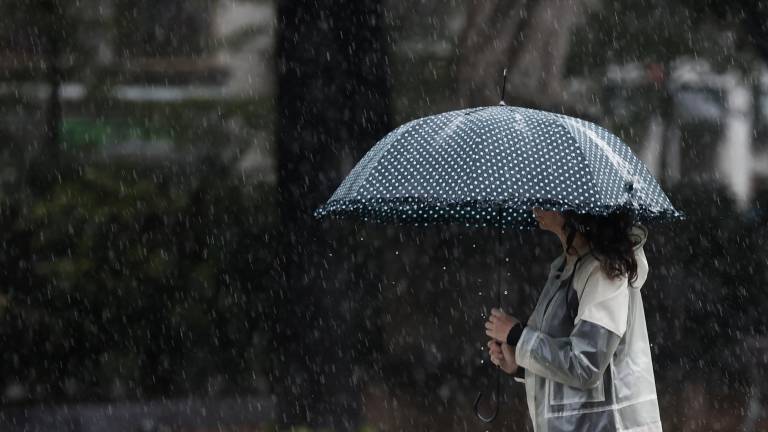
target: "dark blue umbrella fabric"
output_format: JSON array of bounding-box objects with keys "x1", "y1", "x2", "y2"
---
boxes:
[{"x1": 314, "y1": 105, "x2": 684, "y2": 227}]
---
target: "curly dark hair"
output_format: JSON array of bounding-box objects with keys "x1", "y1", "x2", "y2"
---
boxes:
[{"x1": 561, "y1": 209, "x2": 642, "y2": 284}]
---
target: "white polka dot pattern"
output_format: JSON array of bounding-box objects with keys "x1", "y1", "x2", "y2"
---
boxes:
[{"x1": 314, "y1": 106, "x2": 684, "y2": 228}]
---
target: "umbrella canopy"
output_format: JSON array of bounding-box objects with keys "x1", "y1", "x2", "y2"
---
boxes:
[{"x1": 314, "y1": 105, "x2": 684, "y2": 227}]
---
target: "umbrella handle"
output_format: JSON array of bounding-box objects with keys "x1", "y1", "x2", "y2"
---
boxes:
[
  {"x1": 473, "y1": 368, "x2": 501, "y2": 423},
  {"x1": 473, "y1": 391, "x2": 499, "y2": 423},
  {"x1": 472, "y1": 206, "x2": 505, "y2": 423}
]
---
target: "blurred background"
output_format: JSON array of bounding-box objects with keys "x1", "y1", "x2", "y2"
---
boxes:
[{"x1": 1, "y1": 0, "x2": 767, "y2": 431}]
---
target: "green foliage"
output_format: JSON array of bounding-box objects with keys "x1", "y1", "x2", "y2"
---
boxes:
[{"x1": 0, "y1": 161, "x2": 278, "y2": 401}]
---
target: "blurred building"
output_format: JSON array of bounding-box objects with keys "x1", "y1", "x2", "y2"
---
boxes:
[
  {"x1": 2, "y1": 0, "x2": 766, "y2": 207},
  {"x1": 0, "y1": 0, "x2": 276, "y2": 185}
]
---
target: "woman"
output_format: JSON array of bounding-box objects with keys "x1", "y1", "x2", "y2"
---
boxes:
[{"x1": 484, "y1": 207, "x2": 663, "y2": 431}]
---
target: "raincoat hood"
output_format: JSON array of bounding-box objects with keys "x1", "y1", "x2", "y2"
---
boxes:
[
  {"x1": 630, "y1": 224, "x2": 649, "y2": 290},
  {"x1": 569, "y1": 224, "x2": 650, "y2": 292},
  {"x1": 630, "y1": 224, "x2": 648, "y2": 250}
]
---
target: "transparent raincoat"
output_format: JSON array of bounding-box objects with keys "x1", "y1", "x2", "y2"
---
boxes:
[{"x1": 514, "y1": 225, "x2": 663, "y2": 431}]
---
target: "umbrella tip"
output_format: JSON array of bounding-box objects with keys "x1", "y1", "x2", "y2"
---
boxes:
[{"x1": 499, "y1": 68, "x2": 509, "y2": 105}]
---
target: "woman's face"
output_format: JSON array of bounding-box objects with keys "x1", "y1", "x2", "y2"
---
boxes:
[{"x1": 532, "y1": 207, "x2": 565, "y2": 234}]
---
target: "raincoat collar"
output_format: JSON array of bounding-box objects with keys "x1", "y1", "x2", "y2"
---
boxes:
[{"x1": 553, "y1": 249, "x2": 593, "y2": 281}]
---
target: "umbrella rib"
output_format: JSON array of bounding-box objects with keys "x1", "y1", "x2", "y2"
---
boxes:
[
  {"x1": 346, "y1": 120, "x2": 417, "y2": 200},
  {"x1": 563, "y1": 117, "x2": 648, "y2": 193},
  {"x1": 552, "y1": 115, "x2": 609, "y2": 207}
]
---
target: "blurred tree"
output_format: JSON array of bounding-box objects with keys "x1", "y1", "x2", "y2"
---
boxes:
[
  {"x1": 677, "y1": 0, "x2": 768, "y2": 64},
  {"x1": 113, "y1": 0, "x2": 214, "y2": 59},
  {"x1": 0, "y1": 0, "x2": 282, "y2": 407},
  {"x1": 382, "y1": 0, "x2": 466, "y2": 121},
  {"x1": 0, "y1": 162, "x2": 277, "y2": 401},
  {"x1": 567, "y1": 1, "x2": 725, "y2": 73},
  {"x1": 456, "y1": 0, "x2": 596, "y2": 111},
  {"x1": 273, "y1": 0, "x2": 391, "y2": 429}
]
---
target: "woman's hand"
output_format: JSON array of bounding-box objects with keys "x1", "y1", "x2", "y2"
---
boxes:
[
  {"x1": 487, "y1": 340, "x2": 519, "y2": 374},
  {"x1": 484, "y1": 307, "x2": 520, "y2": 343}
]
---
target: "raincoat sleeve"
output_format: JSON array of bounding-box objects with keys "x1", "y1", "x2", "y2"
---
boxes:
[{"x1": 514, "y1": 268, "x2": 628, "y2": 389}]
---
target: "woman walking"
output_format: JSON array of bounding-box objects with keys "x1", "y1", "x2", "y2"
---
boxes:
[
  {"x1": 313, "y1": 102, "x2": 682, "y2": 429},
  {"x1": 485, "y1": 207, "x2": 663, "y2": 431}
]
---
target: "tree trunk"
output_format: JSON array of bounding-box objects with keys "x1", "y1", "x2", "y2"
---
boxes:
[
  {"x1": 456, "y1": 0, "x2": 592, "y2": 111},
  {"x1": 272, "y1": 0, "x2": 391, "y2": 429},
  {"x1": 45, "y1": 24, "x2": 62, "y2": 167},
  {"x1": 26, "y1": 0, "x2": 65, "y2": 194}
]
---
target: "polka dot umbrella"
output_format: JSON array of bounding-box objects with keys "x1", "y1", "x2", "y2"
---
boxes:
[
  {"x1": 313, "y1": 104, "x2": 684, "y2": 423},
  {"x1": 313, "y1": 105, "x2": 683, "y2": 227}
]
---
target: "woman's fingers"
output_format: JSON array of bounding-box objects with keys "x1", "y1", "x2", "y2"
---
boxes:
[
  {"x1": 488, "y1": 342, "x2": 501, "y2": 355},
  {"x1": 500, "y1": 343, "x2": 516, "y2": 370},
  {"x1": 488, "y1": 339, "x2": 507, "y2": 368},
  {"x1": 500, "y1": 343, "x2": 514, "y2": 357}
]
